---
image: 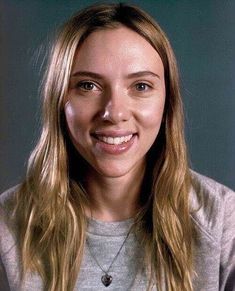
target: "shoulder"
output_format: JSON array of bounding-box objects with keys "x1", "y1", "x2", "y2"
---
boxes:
[
  {"x1": 0, "y1": 185, "x2": 19, "y2": 204},
  {"x1": 0, "y1": 185, "x2": 19, "y2": 219},
  {"x1": 0, "y1": 185, "x2": 20, "y2": 246},
  {"x1": 0, "y1": 186, "x2": 25, "y2": 290},
  {"x1": 189, "y1": 170, "x2": 235, "y2": 243}
]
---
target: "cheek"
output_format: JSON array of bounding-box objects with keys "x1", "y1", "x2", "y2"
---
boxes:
[
  {"x1": 137, "y1": 99, "x2": 165, "y2": 130},
  {"x1": 64, "y1": 102, "x2": 87, "y2": 137}
]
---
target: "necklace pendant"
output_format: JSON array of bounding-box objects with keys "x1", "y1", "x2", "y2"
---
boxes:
[{"x1": 101, "y1": 274, "x2": 113, "y2": 287}]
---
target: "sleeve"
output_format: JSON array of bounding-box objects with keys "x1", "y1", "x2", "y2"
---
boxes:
[
  {"x1": 0, "y1": 253, "x2": 11, "y2": 291},
  {"x1": 0, "y1": 191, "x2": 16, "y2": 291},
  {"x1": 219, "y1": 188, "x2": 235, "y2": 291}
]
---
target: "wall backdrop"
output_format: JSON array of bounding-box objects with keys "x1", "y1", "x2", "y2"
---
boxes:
[{"x1": 1, "y1": 0, "x2": 235, "y2": 192}]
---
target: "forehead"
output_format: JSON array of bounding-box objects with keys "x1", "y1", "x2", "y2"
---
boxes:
[{"x1": 72, "y1": 26, "x2": 164, "y2": 77}]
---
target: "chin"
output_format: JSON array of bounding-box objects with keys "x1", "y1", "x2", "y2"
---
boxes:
[
  {"x1": 94, "y1": 166, "x2": 131, "y2": 178},
  {"x1": 91, "y1": 159, "x2": 145, "y2": 179}
]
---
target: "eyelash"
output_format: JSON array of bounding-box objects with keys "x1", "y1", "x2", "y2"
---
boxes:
[
  {"x1": 76, "y1": 81, "x2": 100, "y2": 91},
  {"x1": 134, "y1": 82, "x2": 152, "y2": 91},
  {"x1": 75, "y1": 81, "x2": 153, "y2": 93}
]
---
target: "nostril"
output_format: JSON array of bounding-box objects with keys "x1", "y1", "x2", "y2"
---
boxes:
[{"x1": 99, "y1": 99, "x2": 131, "y2": 123}]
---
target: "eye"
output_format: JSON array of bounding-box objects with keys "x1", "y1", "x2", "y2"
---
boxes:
[
  {"x1": 135, "y1": 82, "x2": 151, "y2": 91},
  {"x1": 77, "y1": 81, "x2": 99, "y2": 91}
]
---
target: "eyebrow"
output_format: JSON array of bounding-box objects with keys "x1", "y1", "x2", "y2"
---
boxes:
[
  {"x1": 71, "y1": 70, "x2": 160, "y2": 79},
  {"x1": 71, "y1": 71, "x2": 103, "y2": 79},
  {"x1": 126, "y1": 71, "x2": 160, "y2": 79}
]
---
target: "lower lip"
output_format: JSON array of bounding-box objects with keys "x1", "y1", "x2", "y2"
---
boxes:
[{"x1": 94, "y1": 135, "x2": 137, "y2": 155}]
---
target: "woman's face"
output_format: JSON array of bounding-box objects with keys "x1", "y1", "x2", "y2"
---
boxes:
[{"x1": 65, "y1": 26, "x2": 165, "y2": 178}]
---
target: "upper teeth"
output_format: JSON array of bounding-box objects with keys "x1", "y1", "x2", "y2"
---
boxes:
[{"x1": 97, "y1": 134, "x2": 133, "y2": 145}]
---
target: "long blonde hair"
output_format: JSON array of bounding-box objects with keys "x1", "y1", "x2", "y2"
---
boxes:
[{"x1": 14, "y1": 3, "x2": 193, "y2": 291}]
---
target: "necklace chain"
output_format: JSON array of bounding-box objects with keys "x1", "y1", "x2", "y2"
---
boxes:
[{"x1": 86, "y1": 223, "x2": 133, "y2": 286}]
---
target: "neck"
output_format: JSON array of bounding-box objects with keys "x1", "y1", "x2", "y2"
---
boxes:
[{"x1": 84, "y1": 165, "x2": 145, "y2": 222}]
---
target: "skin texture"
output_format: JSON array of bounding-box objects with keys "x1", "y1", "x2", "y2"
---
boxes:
[{"x1": 64, "y1": 26, "x2": 165, "y2": 221}]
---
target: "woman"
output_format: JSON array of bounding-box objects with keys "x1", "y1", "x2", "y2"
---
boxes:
[{"x1": 0, "y1": 3, "x2": 234, "y2": 291}]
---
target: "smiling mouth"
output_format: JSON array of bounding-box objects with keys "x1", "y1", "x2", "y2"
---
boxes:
[{"x1": 92, "y1": 134, "x2": 137, "y2": 145}]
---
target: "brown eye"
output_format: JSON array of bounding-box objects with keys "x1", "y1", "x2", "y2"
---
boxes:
[{"x1": 135, "y1": 83, "x2": 150, "y2": 91}]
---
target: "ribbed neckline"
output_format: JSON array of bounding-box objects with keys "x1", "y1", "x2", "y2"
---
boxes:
[{"x1": 87, "y1": 217, "x2": 134, "y2": 236}]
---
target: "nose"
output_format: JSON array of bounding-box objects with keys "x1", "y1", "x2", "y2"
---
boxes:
[{"x1": 100, "y1": 88, "x2": 131, "y2": 124}]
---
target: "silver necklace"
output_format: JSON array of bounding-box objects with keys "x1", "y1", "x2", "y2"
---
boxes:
[{"x1": 87, "y1": 224, "x2": 133, "y2": 287}]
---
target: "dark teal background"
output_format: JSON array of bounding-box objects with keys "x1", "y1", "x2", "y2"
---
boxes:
[{"x1": 1, "y1": 0, "x2": 235, "y2": 192}]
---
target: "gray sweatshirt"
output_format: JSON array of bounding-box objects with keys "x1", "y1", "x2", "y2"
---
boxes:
[{"x1": 0, "y1": 171, "x2": 234, "y2": 291}]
